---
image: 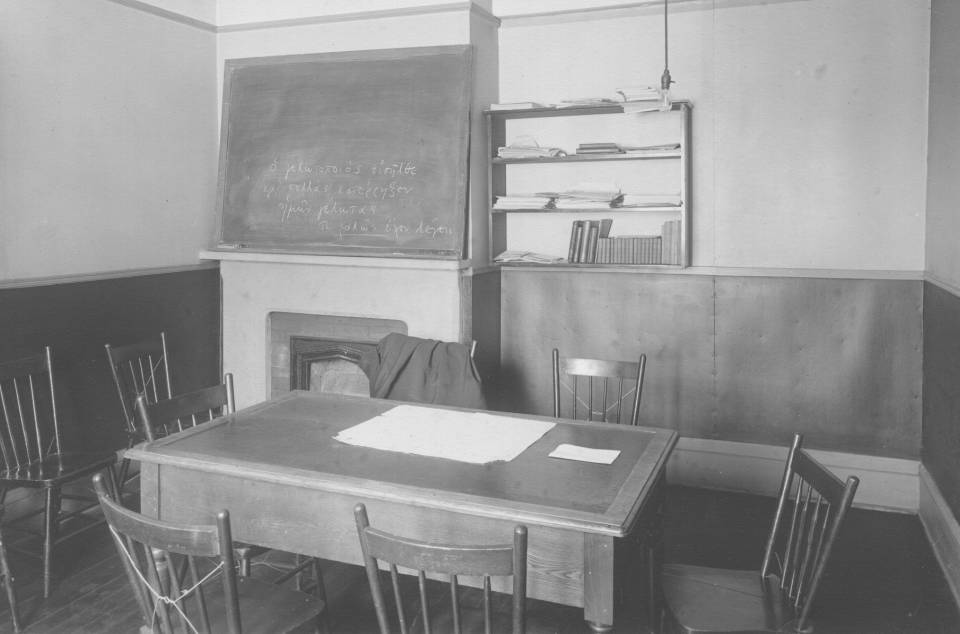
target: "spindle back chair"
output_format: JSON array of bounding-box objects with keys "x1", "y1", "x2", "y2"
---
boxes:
[
  {"x1": 0, "y1": 347, "x2": 117, "y2": 598},
  {"x1": 134, "y1": 374, "x2": 234, "y2": 443},
  {"x1": 105, "y1": 332, "x2": 173, "y2": 486},
  {"x1": 552, "y1": 348, "x2": 647, "y2": 425},
  {"x1": 661, "y1": 433, "x2": 860, "y2": 633},
  {"x1": 354, "y1": 503, "x2": 528, "y2": 634},
  {"x1": 92, "y1": 473, "x2": 325, "y2": 634}
]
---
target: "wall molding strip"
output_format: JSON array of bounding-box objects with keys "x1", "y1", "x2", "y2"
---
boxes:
[
  {"x1": 500, "y1": 265, "x2": 924, "y2": 281},
  {"x1": 667, "y1": 436, "x2": 920, "y2": 514},
  {"x1": 919, "y1": 465, "x2": 960, "y2": 610},
  {"x1": 497, "y1": 0, "x2": 809, "y2": 27},
  {"x1": 216, "y1": 2, "x2": 491, "y2": 33},
  {"x1": 0, "y1": 262, "x2": 218, "y2": 291},
  {"x1": 104, "y1": 0, "x2": 216, "y2": 31}
]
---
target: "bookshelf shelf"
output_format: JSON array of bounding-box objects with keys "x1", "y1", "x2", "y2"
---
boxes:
[
  {"x1": 492, "y1": 206, "x2": 682, "y2": 214},
  {"x1": 492, "y1": 151, "x2": 681, "y2": 165},
  {"x1": 485, "y1": 101, "x2": 692, "y2": 267}
]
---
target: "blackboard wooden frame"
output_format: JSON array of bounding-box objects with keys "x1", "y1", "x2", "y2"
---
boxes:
[{"x1": 214, "y1": 45, "x2": 473, "y2": 259}]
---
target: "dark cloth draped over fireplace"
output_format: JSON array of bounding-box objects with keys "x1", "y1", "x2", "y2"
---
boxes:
[{"x1": 358, "y1": 333, "x2": 486, "y2": 409}]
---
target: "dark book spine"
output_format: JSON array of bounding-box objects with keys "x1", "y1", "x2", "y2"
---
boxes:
[
  {"x1": 584, "y1": 221, "x2": 600, "y2": 263},
  {"x1": 570, "y1": 220, "x2": 586, "y2": 263}
]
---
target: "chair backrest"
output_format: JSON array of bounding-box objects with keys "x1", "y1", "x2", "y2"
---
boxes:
[
  {"x1": 552, "y1": 348, "x2": 646, "y2": 425},
  {"x1": 760, "y1": 434, "x2": 859, "y2": 632},
  {"x1": 0, "y1": 347, "x2": 63, "y2": 472},
  {"x1": 105, "y1": 332, "x2": 173, "y2": 439},
  {"x1": 91, "y1": 472, "x2": 242, "y2": 634},
  {"x1": 354, "y1": 503, "x2": 527, "y2": 634},
  {"x1": 135, "y1": 374, "x2": 234, "y2": 443}
]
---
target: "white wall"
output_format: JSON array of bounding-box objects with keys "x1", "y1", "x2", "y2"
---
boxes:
[
  {"x1": 0, "y1": 0, "x2": 217, "y2": 281},
  {"x1": 927, "y1": 0, "x2": 960, "y2": 288},
  {"x1": 498, "y1": 0, "x2": 930, "y2": 270}
]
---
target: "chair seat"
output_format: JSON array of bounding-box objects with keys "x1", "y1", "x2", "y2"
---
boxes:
[
  {"x1": 661, "y1": 563, "x2": 801, "y2": 633},
  {"x1": 185, "y1": 576, "x2": 324, "y2": 633},
  {"x1": 0, "y1": 451, "x2": 118, "y2": 487}
]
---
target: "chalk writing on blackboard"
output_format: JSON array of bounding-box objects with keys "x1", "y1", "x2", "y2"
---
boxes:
[{"x1": 214, "y1": 45, "x2": 472, "y2": 257}]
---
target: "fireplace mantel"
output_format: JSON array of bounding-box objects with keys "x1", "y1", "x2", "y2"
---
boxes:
[
  {"x1": 201, "y1": 249, "x2": 470, "y2": 271},
  {"x1": 206, "y1": 249, "x2": 474, "y2": 407}
]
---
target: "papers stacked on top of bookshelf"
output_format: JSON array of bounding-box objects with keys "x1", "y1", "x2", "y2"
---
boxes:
[
  {"x1": 497, "y1": 135, "x2": 566, "y2": 159},
  {"x1": 552, "y1": 183, "x2": 623, "y2": 209},
  {"x1": 493, "y1": 195, "x2": 556, "y2": 210},
  {"x1": 615, "y1": 85, "x2": 664, "y2": 113},
  {"x1": 575, "y1": 142, "x2": 623, "y2": 155},
  {"x1": 488, "y1": 101, "x2": 554, "y2": 111},
  {"x1": 557, "y1": 97, "x2": 619, "y2": 108},
  {"x1": 494, "y1": 250, "x2": 565, "y2": 264},
  {"x1": 621, "y1": 143, "x2": 681, "y2": 154},
  {"x1": 618, "y1": 193, "x2": 683, "y2": 208}
]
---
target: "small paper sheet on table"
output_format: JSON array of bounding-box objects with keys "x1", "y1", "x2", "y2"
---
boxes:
[
  {"x1": 334, "y1": 404, "x2": 555, "y2": 464},
  {"x1": 548, "y1": 443, "x2": 621, "y2": 464}
]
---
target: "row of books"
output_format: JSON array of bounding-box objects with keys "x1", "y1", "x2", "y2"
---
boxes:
[
  {"x1": 567, "y1": 219, "x2": 613, "y2": 263},
  {"x1": 595, "y1": 236, "x2": 662, "y2": 264},
  {"x1": 661, "y1": 219, "x2": 683, "y2": 265},
  {"x1": 567, "y1": 218, "x2": 683, "y2": 265}
]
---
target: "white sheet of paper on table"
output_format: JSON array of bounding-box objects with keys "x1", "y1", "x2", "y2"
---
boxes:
[
  {"x1": 548, "y1": 443, "x2": 621, "y2": 464},
  {"x1": 333, "y1": 404, "x2": 555, "y2": 465}
]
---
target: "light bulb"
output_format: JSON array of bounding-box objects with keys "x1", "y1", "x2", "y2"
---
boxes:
[{"x1": 658, "y1": 68, "x2": 673, "y2": 111}]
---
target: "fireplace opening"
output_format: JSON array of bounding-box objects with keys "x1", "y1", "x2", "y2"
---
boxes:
[{"x1": 289, "y1": 336, "x2": 376, "y2": 396}]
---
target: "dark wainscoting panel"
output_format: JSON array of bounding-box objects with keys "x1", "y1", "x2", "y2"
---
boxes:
[
  {"x1": 471, "y1": 268, "x2": 502, "y2": 403},
  {"x1": 0, "y1": 266, "x2": 221, "y2": 455},
  {"x1": 498, "y1": 270, "x2": 716, "y2": 426},
  {"x1": 923, "y1": 282, "x2": 960, "y2": 517},
  {"x1": 499, "y1": 270, "x2": 922, "y2": 459},
  {"x1": 715, "y1": 276, "x2": 921, "y2": 456}
]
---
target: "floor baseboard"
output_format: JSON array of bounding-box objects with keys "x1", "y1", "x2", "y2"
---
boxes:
[
  {"x1": 919, "y1": 465, "x2": 960, "y2": 610},
  {"x1": 666, "y1": 436, "x2": 919, "y2": 513}
]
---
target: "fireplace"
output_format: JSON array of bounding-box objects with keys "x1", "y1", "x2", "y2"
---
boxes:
[
  {"x1": 289, "y1": 336, "x2": 377, "y2": 395},
  {"x1": 268, "y1": 312, "x2": 405, "y2": 399}
]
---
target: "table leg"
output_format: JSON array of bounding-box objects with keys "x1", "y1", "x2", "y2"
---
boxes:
[
  {"x1": 583, "y1": 533, "x2": 615, "y2": 633},
  {"x1": 139, "y1": 462, "x2": 160, "y2": 518}
]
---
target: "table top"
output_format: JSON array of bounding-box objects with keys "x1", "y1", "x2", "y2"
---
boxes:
[{"x1": 127, "y1": 391, "x2": 677, "y2": 536}]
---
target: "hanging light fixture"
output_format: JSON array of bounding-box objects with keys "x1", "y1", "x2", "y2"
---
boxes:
[{"x1": 659, "y1": 0, "x2": 674, "y2": 111}]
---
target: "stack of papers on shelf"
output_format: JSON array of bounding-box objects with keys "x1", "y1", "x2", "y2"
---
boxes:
[
  {"x1": 614, "y1": 85, "x2": 664, "y2": 113},
  {"x1": 494, "y1": 250, "x2": 566, "y2": 264},
  {"x1": 619, "y1": 193, "x2": 683, "y2": 208},
  {"x1": 498, "y1": 135, "x2": 567, "y2": 159},
  {"x1": 493, "y1": 195, "x2": 556, "y2": 210},
  {"x1": 489, "y1": 101, "x2": 554, "y2": 111},
  {"x1": 557, "y1": 97, "x2": 618, "y2": 108},
  {"x1": 615, "y1": 85, "x2": 661, "y2": 102},
  {"x1": 576, "y1": 142, "x2": 623, "y2": 155},
  {"x1": 621, "y1": 143, "x2": 681, "y2": 153},
  {"x1": 553, "y1": 183, "x2": 623, "y2": 209}
]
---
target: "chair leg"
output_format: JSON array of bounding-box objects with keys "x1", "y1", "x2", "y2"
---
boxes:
[
  {"x1": 0, "y1": 529, "x2": 20, "y2": 633},
  {"x1": 42, "y1": 487, "x2": 62, "y2": 599}
]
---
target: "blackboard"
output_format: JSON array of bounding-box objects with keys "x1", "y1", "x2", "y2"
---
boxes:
[{"x1": 215, "y1": 46, "x2": 472, "y2": 258}]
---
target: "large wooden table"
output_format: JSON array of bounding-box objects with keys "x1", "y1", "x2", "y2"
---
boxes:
[{"x1": 126, "y1": 391, "x2": 677, "y2": 632}]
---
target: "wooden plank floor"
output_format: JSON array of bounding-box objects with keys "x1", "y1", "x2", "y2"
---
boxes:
[{"x1": 0, "y1": 485, "x2": 955, "y2": 633}]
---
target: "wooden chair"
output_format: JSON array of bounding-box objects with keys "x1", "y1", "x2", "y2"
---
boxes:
[
  {"x1": 91, "y1": 472, "x2": 325, "y2": 634},
  {"x1": 552, "y1": 348, "x2": 647, "y2": 425},
  {"x1": 660, "y1": 434, "x2": 860, "y2": 633},
  {"x1": 0, "y1": 347, "x2": 118, "y2": 598},
  {"x1": 135, "y1": 375, "x2": 324, "y2": 594},
  {"x1": 104, "y1": 332, "x2": 173, "y2": 487},
  {"x1": 354, "y1": 502, "x2": 528, "y2": 634},
  {"x1": 0, "y1": 527, "x2": 20, "y2": 632}
]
